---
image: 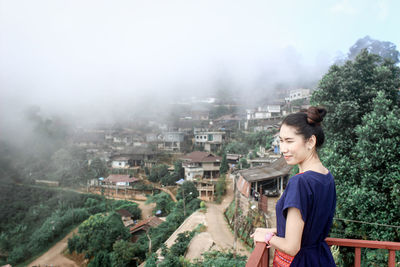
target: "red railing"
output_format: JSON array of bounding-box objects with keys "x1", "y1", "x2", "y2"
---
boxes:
[{"x1": 246, "y1": 238, "x2": 400, "y2": 267}]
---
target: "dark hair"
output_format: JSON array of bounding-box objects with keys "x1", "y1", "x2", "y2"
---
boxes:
[{"x1": 281, "y1": 106, "x2": 327, "y2": 148}]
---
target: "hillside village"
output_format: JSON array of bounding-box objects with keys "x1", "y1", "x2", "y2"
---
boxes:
[
  {"x1": 75, "y1": 88, "x2": 310, "y2": 201},
  {"x1": 25, "y1": 88, "x2": 310, "y2": 266}
]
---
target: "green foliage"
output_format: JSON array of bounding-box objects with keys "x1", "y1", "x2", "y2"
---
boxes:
[
  {"x1": 177, "y1": 181, "x2": 199, "y2": 201},
  {"x1": 132, "y1": 197, "x2": 201, "y2": 264},
  {"x1": 144, "y1": 253, "x2": 158, "y2": 267},
  {"x1": 148, "y1": 164, "x2": 169, "y2": 183},
  {"x1": 110, "y1": 240, "x2": 137, "y2": 267},
  {"x1": 0, "y1": 184, "x2": 108, "y2": 265},
  {"x1": 68, "y1": 212, "x2": 130, "y2": 258},
  {"x1": 190, "y1": 250, "x2": 247, "y2": 267},
  {"x1": 313, "y1": 49, "x2": 400, "y2": 154},
  {"x1": 238, "y1": 158, "x2": 250, "y2": 169},
  {"x1": 313, "y1": 50, "x2": 400, "y2": 265},
  {"x1": 219, "y1": 154, "x2": 229, "y2": 174},
  {"x1": 224, "y1": 141, "x2": 248, "y2": 155},
  {"x1": 173, "y1": 160, "x2": 185, "y2": 178},
  {"x1": 88, "y1": 250, "x2": 111, "y2": 267},
  {"x1": 88, "y1": 157, "x2": 108, "y2": 178},
  {"x1": 157, "y1": 229, "x2": 197, "y2": 267},
  {"x1": 146, "y1": 192, "x2": 175, "y2": 216},
  {"x1": 209, "y1": 105, "x2": 237, "y2": 120},
  {"x1": 112, "y1": 200, "x2": 142, "y2": 220},
  {"x1": 215, "y1": 175, "x2": 227, "y2": 203},
  {"x1": 244, "y1": 129, "x2": 275, "y2": 149},
  {"x1": 48, "y1": 146, "x2": 90, "y2": 186}
]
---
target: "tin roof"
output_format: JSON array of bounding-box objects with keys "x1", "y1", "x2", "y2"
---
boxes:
[{"x1": 238, "y1": 156, "x2": 292, "y2": 182}]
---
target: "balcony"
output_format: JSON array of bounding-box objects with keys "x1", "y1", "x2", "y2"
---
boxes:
[{"x1": 246, "y1": 238, "x2": 400, "y2": 267}]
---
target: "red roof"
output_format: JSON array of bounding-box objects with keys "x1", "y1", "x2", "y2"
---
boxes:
[
  {"x1": 116, "y1": 209, "x2": 133, "y2": 218},
  {"x1": 104, "y1": 174, "x2": 138, "y2": 183},
  {"x1": 181, "y1": 151, "x2": 221, "y2": 163},
  {"x1": 129, "y1": 216, "x2": 164, "y2": 234}
]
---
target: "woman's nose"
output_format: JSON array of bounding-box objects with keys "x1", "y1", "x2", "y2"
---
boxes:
[{"x1": 280, "y1": 143, "x2": 287, "y2": 153}]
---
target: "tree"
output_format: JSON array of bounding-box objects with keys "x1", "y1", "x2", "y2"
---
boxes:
[
  {"x1": 110, "y1": 240, "x2": 136, "y2": 267},
  {"x1": 238, "y1": 158, "x2": 250, "y2": 169},
  {"x1": 335, "y1": 92, "x2": 400, "y2": 240},
  {"x1": 313, "y1": 49, "x2": 400, "y2": 155},
  {"x1": 312, "y1": 50, "x2": 400, "y2": 265},
  {"x1": 146, "y1": 192, "x2": 175, "y2": 216},
  {"x1": 68, "y1": 212, "x2": 130, "y2": 258},
  {"x1": 148, "y1": 164, "x2": 169, "y2": 183},
  {"x1": 219, "y1": 154, "x2": 229, "y2": 175},
  {"x1": 215, "y1": 175, "x2": 226, "y2": 203},
  {"x1": 224, "y1": 141, "x2": 248, "y2": 155},
  {"x1": 348, "y1": 36, "x2": 399, "y2": 63},
  {"x1": 173, "y1": 160, "x2": 185, "y2": 178},
  {"x1": 89, "y1": 157, "x2": 108, "y2": 178},
  {"x1": 177, "y1": 181, "x2": 199, "y2": 202}
]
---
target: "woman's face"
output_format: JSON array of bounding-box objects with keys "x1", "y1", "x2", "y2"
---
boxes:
[{"x1": 279, "y1": 124, "x2": 311, "y2": 165}]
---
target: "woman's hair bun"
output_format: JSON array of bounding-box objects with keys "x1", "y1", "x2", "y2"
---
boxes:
[{"x1": 306, "y1": 106, "x2": 327, "y2": 126}]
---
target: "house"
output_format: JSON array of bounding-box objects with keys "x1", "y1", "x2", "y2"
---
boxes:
[
  {"x1": 226, "y1": 153, "x2": 243, "y2": 165},
  {"x1": 236, "y1": 156, "x2": 292, "y2": 207},
  {"x1": 195, "y1": 180, "x2": 215, "y2": 201},
  {"x1": 194, "y1": 130, "x2": 225, "y2": 152},
  {"x1": 212, "y1": 114, "x2": 243, "y2": 131},
  {"x1": 146, "y1": 132, "x2": 189, "y2": 152},
  {"x1": 103, "y1": 174, "x2": 138, "y2": 186},
  {"x1": 110, "y1": 147, "x2": 157, "y2": 167},
  {"x1": 116, "y1": 209, "x2": 134, "y2": 227},
  {"x1": 180, "y1": 151, "x2": 222, "y2": 180},
  {"x1": 246, "y1": 104, "x2": 282, "y2": 120},
  {"x1": 71, "y1": 132, "x2": 105, "y2": 148},
  {"x1": 160, "y1": 131, "x2": 187, "y2": 152},
  {"x1": 111, "y1": 156, "x2": 130, "y2": 169},
  {"x1": 289, "y1": 88, "x2": 310, "y2": 101},
  {"x1": 130, "y1": 216, "x2": 164, "y2": 242}
]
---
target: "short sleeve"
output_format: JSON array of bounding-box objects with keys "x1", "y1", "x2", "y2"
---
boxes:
[{"x1": 282, "y1": 175, "x2": 311, "y2": 222}]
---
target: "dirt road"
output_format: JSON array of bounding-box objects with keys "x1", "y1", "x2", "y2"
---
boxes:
[
  {"x1": 29, "y1": 228, "x2": 79, "y2": 267},
  {"x1": 178, "y1": 175, "x2": 251, "y2": 261},
  {"x1": 27, "y1": 199, "x2": 155, "y2": 267}
]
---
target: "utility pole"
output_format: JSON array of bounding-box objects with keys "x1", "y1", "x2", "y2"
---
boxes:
[
  {"x1": 233, "y1": 173, "x2": 239, "y2": 258},
  {"x1": 182, "y1": 186, "x2": 186, "y2": 217}
]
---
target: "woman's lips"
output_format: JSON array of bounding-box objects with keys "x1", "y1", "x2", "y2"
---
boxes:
[{"x1": 284, "y1": 156, "x2": 291, "y2": 160}]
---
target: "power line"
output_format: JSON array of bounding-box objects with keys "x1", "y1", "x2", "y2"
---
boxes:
[{"x1": 334, "y1": 217, "x2": 400, "y2": 229}]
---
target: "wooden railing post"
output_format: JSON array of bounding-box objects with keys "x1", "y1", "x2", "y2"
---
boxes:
[
  {"x1": 388, "y1": 250, "x2": 395, "y2": 267},
  {"x1": 354, "y1": 247, "x2": 361, "y2": 267}
]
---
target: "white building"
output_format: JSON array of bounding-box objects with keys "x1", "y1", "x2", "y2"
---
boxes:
[
  {"x1": 289, "y1": 88, "x2": 310, "y2": 101},
  {"x1": 194, "y1": 130, "x2": 225, "y2": 152},
  {"x1": 111, "y1": 157, "x2": 130, "y2": 169},
  {"x1": 246, "y1": 104, "x2": 281, "y2": 120}
]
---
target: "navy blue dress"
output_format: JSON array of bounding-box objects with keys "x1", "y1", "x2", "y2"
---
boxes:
[{"x1": 275, "y1": 171, "x2": 336, "y2": 266}]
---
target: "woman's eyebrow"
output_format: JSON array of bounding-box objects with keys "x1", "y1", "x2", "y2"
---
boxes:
[{"x1": 279, "y1": 137, "x2": 294, "y2": 141}]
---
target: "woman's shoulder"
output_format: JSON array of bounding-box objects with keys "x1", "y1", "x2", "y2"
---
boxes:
[{"x1": 291, "y1": 170, "x2": 334, "y2": 184}]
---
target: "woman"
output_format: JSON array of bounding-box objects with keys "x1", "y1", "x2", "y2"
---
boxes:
[{"x1": 251, "y1": 106, "x2": 336, "y2": 266}]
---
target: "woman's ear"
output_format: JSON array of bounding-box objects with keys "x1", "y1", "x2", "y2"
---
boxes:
[{"x1": 307, "y1": 135, "x2": 317, "y2": 150}]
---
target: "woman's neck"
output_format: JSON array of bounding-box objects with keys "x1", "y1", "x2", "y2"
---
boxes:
[{"x1": 298, "y1": 153, "x2": 326, "y2": 174}]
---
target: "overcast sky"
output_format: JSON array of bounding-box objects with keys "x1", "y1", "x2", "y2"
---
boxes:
[{"x1": 1, "y1": 0, "x2": 400, "y2": 125}]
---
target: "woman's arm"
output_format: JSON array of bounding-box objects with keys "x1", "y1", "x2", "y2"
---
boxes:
[
  {"x1": 251, "y1": 227, "x2": 277, "y2": 243},
  {"x1": 269, "y1": 207, "x2": 304, "y2": 256}
]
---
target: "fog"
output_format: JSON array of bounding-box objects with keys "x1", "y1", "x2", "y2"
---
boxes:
[{"x1": 2, "y1": 0, "x2": 393, "y2": 140}]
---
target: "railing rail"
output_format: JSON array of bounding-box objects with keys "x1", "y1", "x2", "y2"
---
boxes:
[{"x1": 246, "y1": 238, "x2": 400, "y2": 267}]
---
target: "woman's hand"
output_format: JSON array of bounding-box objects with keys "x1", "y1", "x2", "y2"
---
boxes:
[{"x1": 250, "y1": 228, "x2": 277, "y2": 245}]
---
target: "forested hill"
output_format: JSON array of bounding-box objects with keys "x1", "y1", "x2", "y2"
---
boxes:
[{"x1": 0, "y1": 183, "x2": 140, "y2": 266}]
